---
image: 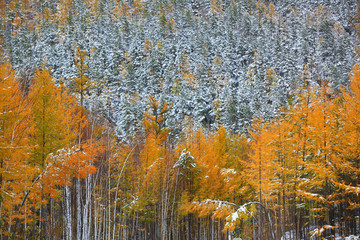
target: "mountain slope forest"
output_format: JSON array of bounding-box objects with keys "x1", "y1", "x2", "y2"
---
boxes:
[{"x1": 1, "y1": 0, "x2": 360, "y2": 239}]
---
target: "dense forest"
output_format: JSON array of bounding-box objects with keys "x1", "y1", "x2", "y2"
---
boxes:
[{"x1": 1, "y1": 0, "x2": 360, "y2": 239}]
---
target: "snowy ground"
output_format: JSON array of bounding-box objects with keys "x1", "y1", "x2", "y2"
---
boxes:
[
  {"x1": 335, "y1": 236, "x2": 359, "y2": 240},
  {"x1": 279, "y1": 230, "x2": 359, "y2": 240},
  {"x1": 279, "y1": 236, "x2": 359, "y2": 240}
]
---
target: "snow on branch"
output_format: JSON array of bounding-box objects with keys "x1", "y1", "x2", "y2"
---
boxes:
[
  {"x1": 173, "y1": 150, "x2": 196, "y2": 169},
  {"x1": 192, "y1": 199, "x2": 275, "y2": 238}
]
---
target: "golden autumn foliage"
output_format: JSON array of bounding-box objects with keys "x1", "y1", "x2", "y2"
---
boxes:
[
  {"x1": 0, "y1": 62, "x2": 33, "y2": 231},
  {"x1": 138, "y1": 96, "x2": 173, "y2": 208},
  {"x1": 238, "y1": 64, "x2": 360, "y2": 234},
  {"x1": 0, "y1": 63, "x2": 101, "y2": 235},
  {"x1": 210, "y1": 0, "x2": 223, "y2": 16},
  {"x1": 176, "y1": 126, "x2": 249, "y2": 218},
  {"x1": 1, "y1": 0, "x2": 359, "y2": 238},
  {"x1": 29, "y1": 68, "x2": 78, "y2": 167},
  {"x1": 66, "y1": 60, "x2": 360, "y2": 238},
  {"x1": 74, "y1": 46, "x2": 92, "y2": 105},
  {"x1": 332, "y1": 64, "x2": 360, "y2": 208},
  {"x1": 180, "y1": 52, "x2": 197, "y2": 88}
]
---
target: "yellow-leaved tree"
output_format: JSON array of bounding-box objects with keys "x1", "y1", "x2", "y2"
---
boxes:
[
  {"x1": 0, "y1": 62, "x2": 33, "y2": 236},
  {"x1": 18, "y1": 67, "x2": 99, "y2": 238}
]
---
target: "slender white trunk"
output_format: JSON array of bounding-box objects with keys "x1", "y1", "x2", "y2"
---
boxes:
[
  {"x1": 82, "y1": 176, "x2": 90, "y2": 240},
  {"x1": 104, "y1": 206, "x2": 108, "y2": 240},
  {"x1": 111, "y1": 147, "x2": 135, "y2": 240},
  {"x1": 108, "y1": 156, "x2": 111, "y2": 240},
  {"x1": 88, "y1": 177, "x2": 92, "y2": 240},
  {"x1": 77, "y1": 178, "x2": 82, "y2": 240},
  {"x1": 161, "y1": 170, "x2": 169, "y2": 240},
  {"x1": 65, "y1": 185, "x2": 72, "y2": 240},
  {"x1": 94, "y1": 196, "x2": 98, "y2": 240}
]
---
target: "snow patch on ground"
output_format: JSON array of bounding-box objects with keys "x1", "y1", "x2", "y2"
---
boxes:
[
  {"x1": 280, "y1": 231, "x2": 359, "y2": 240},
  {"x1": 335, "y1": 236, "x2": 359, "y2": 240}
]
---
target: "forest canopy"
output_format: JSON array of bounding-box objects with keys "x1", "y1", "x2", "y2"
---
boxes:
[{"x1": 0, "y1": 0, "x2": 360, "y2": 239}]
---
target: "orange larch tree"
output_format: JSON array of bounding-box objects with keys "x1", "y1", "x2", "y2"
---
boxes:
[
  {"x1": 329, "y1": 64, "x2": 360, "y2": 232},
  {"x1": 0, "y1": 62, "x2": 33, "y2": 237},
  {"x1": 21, "y1": 67, "x2": 99, "y2": 238}
]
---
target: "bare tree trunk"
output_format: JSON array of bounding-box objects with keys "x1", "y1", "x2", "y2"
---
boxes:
[
  {"x1": 161, "y1": 173, "x2": 169, "y2": 240},
  {"x1": 65, "y1": 185, "x2": 72, "y2": 240},
  {"x1": 82, "y1": 176, "x2": 91, "y2": 240},
  {"x1": 94, "y1": 193, "x2": 98, "y2": 240},
  {"x1": 77, "y1": 178, "x2": 82, "y2": 240}
]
